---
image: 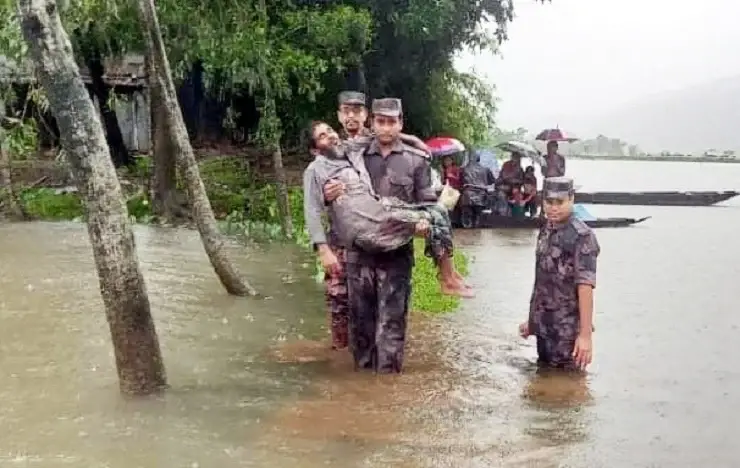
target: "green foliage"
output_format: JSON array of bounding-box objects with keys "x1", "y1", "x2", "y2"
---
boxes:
[
  {"x1": 19, "y1": 188, "x2": 84, "y2": 220},
  {"x1": 354, "y1": 0, "x2": 517, "y2": 143},
  {"x1": 425, "y1": 69, "x2": 498, "y2": 147},
  {"x1": 126, "y1": 192, "x2": 151, "y2": 220},
  {"x1": 410, "y1": 238, "x2": 469, "y2": 315}
]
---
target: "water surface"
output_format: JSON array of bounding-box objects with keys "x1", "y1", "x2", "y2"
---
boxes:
[{"x1": 0, "y1": 159, "x2": 738, "y2": 467}]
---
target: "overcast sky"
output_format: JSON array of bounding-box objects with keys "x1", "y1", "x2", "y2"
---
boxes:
[{"x1": 456, "y1": 0, "x2": 740, "y2": 135}]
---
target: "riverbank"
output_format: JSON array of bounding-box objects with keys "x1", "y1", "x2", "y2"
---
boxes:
[
  {"x1": 566, "y1": 154, "x2": 740, "y2": 164},
  {"x1": 2, "y1": 155, "x2": 469, "y2": 315}
]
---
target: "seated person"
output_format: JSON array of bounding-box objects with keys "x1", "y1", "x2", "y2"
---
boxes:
[
  {"x1": 492, "y1": 185, "x2": 512, "y2": 217},
  {"x1": 441, "y1": 155, "x2": 463, "y2": 190},
  {"x1": 522, "y1": 166, "x2": 538, "y2": 217},
  {"x1": 508, "y1": 186, "x2": 526, "y2": 218},
  {"x1": 496, "y1": 151, "x2": 525, "y2": 194},
  {"x1": 303, "y1": 121, "x2": 472, "y2": 298}
]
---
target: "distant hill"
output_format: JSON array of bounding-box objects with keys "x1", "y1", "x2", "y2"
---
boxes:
[{"x1": 575, "y1": 75, "x2": 740, "y2": 154}]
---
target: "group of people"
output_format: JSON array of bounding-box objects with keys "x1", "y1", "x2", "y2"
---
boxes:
[
  {"x1": 436, "y1": 140, "x2": 569, "y2": 223},
  {"x1": 302, "y1": 90, "x2": 601, "y2": 374}
]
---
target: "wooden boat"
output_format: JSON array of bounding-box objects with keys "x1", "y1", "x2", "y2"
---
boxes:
[
  {"x1": 569, "y1": 190, "x2": 738, "y2": 207},
  {"x1": 455, "y1": 213, "x2": 651, "y2": 230}
]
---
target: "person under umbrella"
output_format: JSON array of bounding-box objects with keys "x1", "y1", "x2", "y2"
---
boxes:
[
  {"x1": 497, "y1": 151, "x2": 525, "y2": 190},
  {"x1": 543, "y1": 141, "x2": 566, "y2": 178},
  {"x1": 534, "y1": 128, "x2": 577, "y2": 178}
]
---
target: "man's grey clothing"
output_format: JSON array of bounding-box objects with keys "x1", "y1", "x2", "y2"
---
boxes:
[
  {"x1": 303, "y1": 150, "x2": 373, "y2": 248},
  {"x1": 302, "y1": 151, "x2": 452, "y2": 255}
]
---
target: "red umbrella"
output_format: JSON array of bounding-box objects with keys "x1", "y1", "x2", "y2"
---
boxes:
[
  {"x1": 424, "y1": 137, "x2": 466, "y2": 157},
  {"x1": 535, "y1": 128, "x2": 579, "y2": 142}
]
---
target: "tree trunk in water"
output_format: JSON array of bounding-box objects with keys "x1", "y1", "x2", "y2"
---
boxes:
[
  {"x1": 18, "y1": 0, "x2": 167, "y2": 395},
  {"x1": 86, "y1": 48, "x2": 133, "y2": 168},
  {"x1": 272, "y1": 143, "x2": 293, "y2": 237},
  {"x1": 136, "y1": 0, "x2": 257, "y2": 296},
  {"x1": 0, "y1": 99, "x2": 24, "y2": 219},
  {"x1": 261, "y1": 95, "x2": 293, "y2": 238},
  {"x1": 0, "y1": 148, "x2": 23, "y2": 220},
  {"x1": 147, "y1": 54, "x2": 180, "y2": 223}
]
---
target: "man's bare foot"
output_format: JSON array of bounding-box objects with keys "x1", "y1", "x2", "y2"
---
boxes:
[
  {"x1": 440, "y1": 282, "x2": 475, "y2": 298},
  {"x1": 452, "y1": 271, "x2": 471, "y2": 288}
]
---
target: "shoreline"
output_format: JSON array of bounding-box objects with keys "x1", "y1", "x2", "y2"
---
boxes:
[{"x1": 563, "y1": 155, "x2": 740, "y2": 164}]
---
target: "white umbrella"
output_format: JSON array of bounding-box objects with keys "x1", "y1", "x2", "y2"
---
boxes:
[{"x1": 495, "y1": 140, "x2": 545, "y2": 166}]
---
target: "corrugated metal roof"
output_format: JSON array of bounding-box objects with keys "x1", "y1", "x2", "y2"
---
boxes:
[{"x1": 0, "y1": 53, "x2": 148, "y2": 87}]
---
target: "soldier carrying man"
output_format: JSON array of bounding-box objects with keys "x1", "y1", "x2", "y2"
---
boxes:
[
  {"x1": 323, "y1": 97, "x2": 437, "y2": 373},
  {"x1": 319, "y1": 91, "x2": 431, "y2": 351}
]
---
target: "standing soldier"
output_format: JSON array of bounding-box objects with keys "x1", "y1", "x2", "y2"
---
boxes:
[
  {"x1": 337, "y1": 91, "x2": 372, "y2": 140},
  {"x1": 519, "y1": 177, "x2": 600, "y2": 370},
  {"x1": 324, "y1": 98, "x2": 436, "y2": 373},
  {"x1": 318, "y1": 91, "x2": 371, "y2": 351}
]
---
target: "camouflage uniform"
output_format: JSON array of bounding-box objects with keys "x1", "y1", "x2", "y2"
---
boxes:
[
  {"x1": 353, "y1": 198, "x2": 454, "y2": 264},
  {"x1": 346, "y1": 98, "x2": 437, "y2": 373},
  {"x1": 528, "y1": 177, "x2": 600, "y2": 369},
  {"x1": 324, "y1": 90, "x2": 369, "y2": 349}
]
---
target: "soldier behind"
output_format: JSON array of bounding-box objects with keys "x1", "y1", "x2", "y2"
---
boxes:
[
  {"x1": 318, "y1": 91, "x2": 370, "y2": 352},
  {"x1": 323, "y1": 98, "x2": 438, "y2": 373},
  {"x1": 519, "y1": 177, "x2": 600, "y2": 371},
  {"x1": 337, "y1": 91, "x2": 372, "y2": 140}
]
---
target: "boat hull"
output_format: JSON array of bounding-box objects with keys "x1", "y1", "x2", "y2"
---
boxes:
[
  {"x1": 569, "y1": 190, "x2": 738, "y2": 206},
  {"x1": 454, "y1": 213, "x2": 651, "y2": 229}
]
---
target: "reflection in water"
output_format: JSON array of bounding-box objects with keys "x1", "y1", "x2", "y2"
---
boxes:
[{"x1": 521, "y1": 370, "x2": 593, "y2": 448}]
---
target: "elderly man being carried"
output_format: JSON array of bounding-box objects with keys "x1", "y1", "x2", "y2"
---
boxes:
[{"x1": 303, "y1": 120, "x2": 472, "y2": 298}]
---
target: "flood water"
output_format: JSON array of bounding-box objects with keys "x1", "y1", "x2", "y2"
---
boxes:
[{"x1": 0, "y1": 159, "x2": 739, "y2": 467}]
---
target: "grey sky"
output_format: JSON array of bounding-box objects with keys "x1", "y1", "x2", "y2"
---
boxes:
[{"x1": 456, "y1": 0, "x2": 740, "y2": 135}]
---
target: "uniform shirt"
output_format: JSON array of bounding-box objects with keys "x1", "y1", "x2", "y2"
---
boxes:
[
  {"x1": 348, "y1": 138, "x2": 435, "y2": 266},
  {"x1": 528, "y1": 215, "x2": 600, "y2": 340}
]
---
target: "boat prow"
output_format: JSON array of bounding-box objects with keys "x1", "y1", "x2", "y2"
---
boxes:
[
  {"x1": 572, "y1": 190, "x2": 738, "y2": 206},
  {"x1": 467, "y1": 214, "x2": 651, "y2": 229},
  {"x1": 583, "y1": 216, "x2": 651, "y2": 228}
]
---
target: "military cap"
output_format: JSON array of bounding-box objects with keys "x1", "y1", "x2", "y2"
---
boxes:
[
  {"x1": 338, "y1": 91, "x2": 366, "y2": 106},
  {"x1": 543, "y1": 176, "x2": 575, "y2": 199},
  {"x1": 372, "y1": 98, "x2": 402, "y2": 117}
]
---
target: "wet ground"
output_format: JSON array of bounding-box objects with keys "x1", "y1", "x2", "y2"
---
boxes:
[{"x1": 0, "y1": 160, "x2": 738, "y2": 467}]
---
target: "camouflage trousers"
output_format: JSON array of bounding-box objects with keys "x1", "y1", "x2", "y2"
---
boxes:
[
  {"x1": 353, "y1": 199, "x2": 454, "y2": 265},
  {"x1": 536, "y1": 335, "x2": 576, "y2": 370},
  {"x1": 324, "y1": 244, "x2": 349, "y2": 349},
  {"x1": 346, "y1": 257, "x2": 412, "y2": 373}
]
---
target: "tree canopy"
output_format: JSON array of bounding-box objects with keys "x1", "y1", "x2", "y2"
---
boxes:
[{"x1": 0, "y1": 0, "x2": 539, "y2": 148}]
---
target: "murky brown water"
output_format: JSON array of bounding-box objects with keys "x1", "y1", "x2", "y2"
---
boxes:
[{"x1": 0, "y1": 160, "x2": 739, "y2": 467}]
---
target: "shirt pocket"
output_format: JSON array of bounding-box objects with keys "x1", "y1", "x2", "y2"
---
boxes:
[{"x1": 388, "y1": 175, "x2": 414, "y2": 201}]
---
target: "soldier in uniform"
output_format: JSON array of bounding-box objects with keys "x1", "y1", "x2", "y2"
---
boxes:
[
  {"x1": 319, "y1": 91, "x2": 430, "y2": 350},
  {"x1": 337, "y1": 91, "x2": 373, "y2": 140},
  {"x1": 323, "y1": 98, "x2": 437, "y2": 373},
  {"x1": 317, "y1": 91, "x2": 368, "y2": 350},
  {"x1": 519, "y1": 177, "x2": 600, "y2": 371}
]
